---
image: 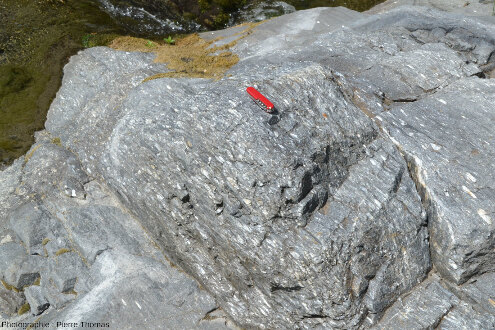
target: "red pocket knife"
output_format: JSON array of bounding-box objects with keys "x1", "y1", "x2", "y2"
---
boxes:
[{"x1": 246, "y1": 87, "x2": 275, "y2": 113}]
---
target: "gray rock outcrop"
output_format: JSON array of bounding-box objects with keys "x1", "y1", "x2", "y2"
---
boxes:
[{"x1": 1, "y1": 3, "x2": 495, "y2": 330}]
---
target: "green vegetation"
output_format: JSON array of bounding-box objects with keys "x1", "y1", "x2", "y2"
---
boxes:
[
  {"x1": 211, "y1": 0, "x2": 247, "y2": 11},
  {"x1": 18, "y1": 303, "x2": 30, "y2": 315},
  {"x1": 1, "y1": 279, "x2": 17, "y2": 292},
  {"x1": 193, "y1": 0, "x2": 246, "y2": 28},
  {"x1": 0, "y1": 0, "x2": 125, "y2": 165},
  {"x1": 51, "y1": 137, "x2": 62, "y2": 146},
  {"x1": 82, "y1": 34, "x2": 93, "y2": 48},
  {"x1": 284, "y1": 0, "x2": 385, "y2": 11},
  {"x1": 164, "y1": 36, "x2": 176, "y2": 45}
]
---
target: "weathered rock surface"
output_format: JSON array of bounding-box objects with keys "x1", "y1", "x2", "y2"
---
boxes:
[
  {"x1": 382, "y1": 78, "x2": 495, "y2": 284},
  {"x1": 368, "y1": 0, "x2": 495, "y2": 17},
  {"x1": 0, "y1": 133, "x2": 226, "y2": 327},
  {"x1": 1, "y1": 3, "x2": 495, "y2": 330},
  {"x1": 374, "y1": 273, "x2": 495, "y2": 329}
]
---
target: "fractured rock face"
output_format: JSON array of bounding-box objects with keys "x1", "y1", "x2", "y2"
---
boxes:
[
  {"x1": 381, "y1": 78, "x2": 495, "y2": 284},
  {"x1": 24, "y1": 286, "x2": 50, "y2": 316},
  {"x1": 2, "y1": 4, "x2": 495, "y2": 330},
  {"x1": 374, "y1": 273, "x2": 495, "y2": 329},
  {"x1": 45, "y1": 44, "x2": 431, "y2": 327},
  {"x1": 0, "y1": 284, "x2": 25, "y2": 317},
  {"x1": 38, "y1": 251, "x2": 218, "y2": 330},
  {"x1": 1, "y1": 133, "x2": 225, "y2": 327}
]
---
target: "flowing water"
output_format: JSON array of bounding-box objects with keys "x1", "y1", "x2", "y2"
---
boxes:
[{"x1": 0, "y1": 0, "x2": 385, "y2": 165}]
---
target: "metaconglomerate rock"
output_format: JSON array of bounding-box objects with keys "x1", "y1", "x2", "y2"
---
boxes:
[
  {"x1": 1, "y1": 3, "x2": 495, "y2": 329},
  {"x1": 381, "y1": 77, "x2": 495, "y2": 285},
  {"x1": 0, "y1": 134, "x2": 225, "y2": 328},
  {"x1": 47, "y1": 56, "x2": 431, "y2": 327}
]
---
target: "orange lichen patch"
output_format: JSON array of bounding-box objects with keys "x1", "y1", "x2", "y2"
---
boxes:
[
  {"x1": 108, "y1": 36, "x2": 156, "y2": 53},
  {"x1": 109, "y1": 22, "x2": 262, "y2": 80}
]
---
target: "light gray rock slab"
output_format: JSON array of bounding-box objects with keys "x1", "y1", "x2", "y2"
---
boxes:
[
  {"x1": 19, "y1": 135, "x2": 90, "y2": 200},
  {"x1": 447, "y1": 272, "x2": 495, "y2": 315},
  {"x1": 366, "y1": 0, "x2": 495, "y2": 17},
  {"x1": 40, "y1": 252, "x2": 89, "y2": 294},
  {"x1": 381, "y1": 77, "x2": 495, "y2": 284},
  {"x1": 198, "y1": 308, "x2": 241, "y2": 330},
  {"x1": 2, "y1": 4, "x2": 495, "y2": 330},
  {"x1": 0, "y1": 242, "x2": 27, "y2": 283},
  {"x1": 0, "y1": 158, "x2": 23, "y2": 231},
  {"x1": 8, "y1": 202, "x2": 68, "y2": 256},
  {"x1": 49, "y1": 205, "x2": 142, "y2": 265},
  {"x1": 358, "y1": 42, "x2": 472, "y2": 101},
  {"x1": 44, "y1": 35, "x2": 430, "y2": 327},
  {"x1": 373, "y1": 275, "x2": 458, "y2": 329},
  {"x1": 0, "y1": 285, "x2": 25, "y2": 317},
  {"x1": 1, "y1": 137, "x2": 225, "y2": 326},
  {"x1": 0, "y1": 242, "x2": 42, "y2": 289},
  {"x1": 374, "y1": 272, "x2": 495, "y2": 329},
  {"x1": 438, "y1": 301, "x2": 495, "y2": 330},
  {"x1": 42, "y1": 286, "x2": 77, "y2": 310},
  {"x1": 37, "y1": 251, "x2": 218, "y2": 330},
  {"x1": 232, "y1": 6, "x2": 367, "y2": 58},
  {"x1": 43, "y1": 237, "x2": 72, "y2": 259},
  {"x1": 24, "y1": 286, "x2": 50, "y2": 316}
]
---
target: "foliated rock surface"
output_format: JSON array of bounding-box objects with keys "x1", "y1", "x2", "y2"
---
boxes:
[
  {"x1": 0, "y1": 133, "x2": 227, "y2": 328},
  {"x1": 47, "y1": 55, "x2": 430, "y2": 327},
  {"x1": 1, "y1": 4, "x2": 495, "y2": 330}
]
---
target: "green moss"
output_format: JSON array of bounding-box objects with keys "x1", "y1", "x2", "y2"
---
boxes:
[
  {"x1": 82, "y1": 33, "x2": 120, "y2": 49},
  {"x1": 0, "y1": 65, "x2": 33, "y2": 98},
  {"x1": 63, "y1": 289, "x2": 78, "y2": 295},
  {"x1": 1, "y1": 279, "x2": 23, "y2": 292},
  {"x1": 182, "y1": 12, "x2": 197, "y2": 20},
  {"x1": 33, "y1": 277, "x2": 41, "y2": 286},
  {"x1": 212, "y1": 0, "x2": 246, "y2": 11},
  {"x1": 51, "y1": 137, "x2": 62, "y2": 146},
  {"x1": 18, "y1": 303, "x2": 30, "y2": 315},
  {"x1": 0, "y1": 0, "x2": 125, "y2": 165},
  {"x1": 55, "y1": 248, "x2": 71, "y2": 256},
  {"x1": 213, "y1": 13, "x2": 230, "y2": 28},
  {"x1": 284, "y1": 0, "x2": 385, "y2": 11},
  {"x1": 145, "y1": 40, "x2": 156, "y2": 48},
  {"x1": 198, "y1": 0, "x2": 210, "y2": 12}
]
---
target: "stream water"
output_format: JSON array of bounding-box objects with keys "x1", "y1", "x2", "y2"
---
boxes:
[{"x1": 0, "y1": 0, "x2": 385, "y2": 165}]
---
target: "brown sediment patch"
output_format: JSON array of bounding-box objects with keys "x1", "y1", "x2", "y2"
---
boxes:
[{"x1": 109, "y1": 22, "x2": 262, "y2": 81}]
